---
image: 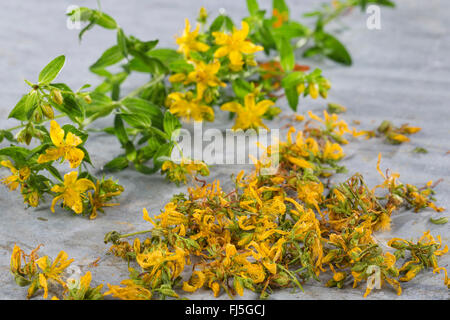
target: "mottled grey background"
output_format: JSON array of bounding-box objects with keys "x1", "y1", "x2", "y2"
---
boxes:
[{"x1": 0, "y1": 0, "x2": 448, "y2": 300}]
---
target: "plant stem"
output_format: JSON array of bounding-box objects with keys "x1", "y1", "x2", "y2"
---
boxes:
[{"x1": 119, "y1": 230, "x2": 152, "y2": 238}]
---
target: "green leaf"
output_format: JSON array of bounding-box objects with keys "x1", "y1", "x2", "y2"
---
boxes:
[
  {"x1": 38, "y1": 55, "x2": 66, "y2": 84},
  {"x1": 148, "y1": 49, "x2": 182, "y2": 65},
  {"x1": 94, "y1": 11, "x2": 117, "y2": 29},
  {"x1": 129, "y1": 49, "x2": 167, "y2": 75},
  {"x1": 121, "y1": 97, "x2": 164, "y2": 129},
  {"x1": 247, "y1": 0, "x2": 260, "y2": 16},
  {"x1": 8, "y1": 94, "x2": 28, "y2": 121},
  {"x1": 46, "y1": 165, "x2": 63, "y2": 182},
  {"x1": 315, "y1": 32, "x2": 352, "y2": 66},
  {"x1": 210, "y1": 15, "x2": 226, "y2": 32},
  {"x1": 232, "y1": 79, "x2": 252, "y2": 99},
  {"x1": 169, "y1": 59, "x2": 194, "y2": 73},
  {"x1": 84, "y1": 92, "x2": 115, "y2": 121},
  {"x1": 273, "y1": 0, "x2": 289, "y2": 16},
  {"x1": 134, "y1": 163, "x2": 159, "y2": 174},
  {"x1": 284, "y1": 87, "x2": 299, "y2": 111},
  {"x1": 90, "y1": 45, "x2": 124, "y2": 71},
  {"x1": 114, "y1": 114, "x2": 129, "y2": 146},
  {"x1": 0, "y1": 146, "x2": 31, "y2": 163},
  {"x1": 277, "y1": 37, "x2": 295, "y2": 71},
  {"x1": 50, "y1": 83, "x2": 84, "y2": 122},
  {"x1": 153, "y1": 142, "x2": 174, "y2": 170},
  {"x1": 104, "y1": 156, "x2": 129, "y2": 172},
  {"x1": 120, "y1": 113, "x2": 152, "y2": 129},
  {"x1": 125, "y1": 141, "x2": 137, "y2": 161},
  {"x1": 429, "y1": 217, "x2": 448, "y2": 225},
  {"x1": 117, "y1": 28, "x2": 128, "y2": 57},
  {"x1": 25, "y1": 90, "x2": 39, "y2": 118},
  {"x1": 62, "y1": 124, "x2": 88, "y2": 143},
  {"x1": 163, "y1": 111, "x2": 181, "y2": 140},
  {"x1": 281, "y1": 71, "x2": 304, "y2": 88}
]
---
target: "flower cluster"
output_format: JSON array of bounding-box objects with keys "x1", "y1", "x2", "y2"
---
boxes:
[
  {"x1": 168, "y1": 12, "x2": 286, "y2": 130},
  {"x1": 1, "y1": 119, "x2": 123, "y2": 219},
  {"x1": 100, "y1": 109, "x2": 447, "y2": 299},
  {"x1": 10, "y1": 244, "x2": 103, "y2": 300}
]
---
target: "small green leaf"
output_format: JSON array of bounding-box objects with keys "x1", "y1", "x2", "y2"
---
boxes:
[
  {"x1": 114, "y1": 114, "x2": 129, "y2": 146},
  {"x1": 247, "y1": 0, "x2": 260, "y2": 16},
  {"x1": 94, "y1": 11, "x2": 117, "y2": 29},
  {"x1": 38, "y1": 55, "x2": 66, "y2": 84},
  {"x1": 277, "y1": 37, "x2": 295, "y2": 72},
  {"x1": 120, "y1": 113, "x2": 152, "y2": 129},
  {"x1": 25, "y1": 90, "x2": 39, "y2": 117},
  {"x1": 210, "y1": 15, "x2": 226, "y2": 32},
  {"x1": 281, "y1": 71, "x2": 304, "y2": 88},
  {"x1": 90, "y1": 45, "x2": 124, "y2": 71},
  {"x1": 273, "y1": 0, "x2": 289, "y2": 17},
  {"x1": 429, "y1": 217, "x2": 448, "y2": 225},
  {"x1": 285, "y1": 87, "x2": 299, "y2": 111},
  {"x1": 412, "y1": 147, "x2": 428, "y2": 154},
  {"x1": 8, "y1": 95, "x2": 28, "y2": 121},
  {"x1": 117, "y1": 28, "x2": 128, "y2": 57},
  {"x1": 315, "y1": 32, "x2": 352, "y2": 66},
  {"x1": 46, "y1": 165, "x2": 63, "y2": 182},
  {"x1": 153, "y1": 142, "x2": 174, "y2": 170},
  {"x1": 104, "y1": 156, "x2": 129, "y2": 171},
  {"x1": 232, "y1": 79, "x2": 252, "y2": 99},
  {"x1": 163, "y1": 111, "x2": 181, "y2": 140}
]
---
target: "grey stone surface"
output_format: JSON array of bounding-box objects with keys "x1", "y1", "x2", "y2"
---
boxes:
[{"x1": 0, "y1": 0, "x2": 448, "y2": 300}]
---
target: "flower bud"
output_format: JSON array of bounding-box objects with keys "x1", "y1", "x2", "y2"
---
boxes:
[
  {"x1": 32, "y1": 109, "x2": 42, "y2": 123},
  {"x1": 377, "y1": 120, "x2": 392, "y2": 134},
  {"x1": 308, "y1": 83, "x2": 319, "y2": 99},
  {"x1": 41, "y1": 104, "x2": 54, "y2": 119},
  {"x1": 327, "y1": 103, "x2": 347, "y2": 114},
  {"x1": 16, "y1": 128, "x2": 32, "y2": 145},
  {"x1": 296, "y1": 83, "x2": 305, "y2": 95},
  {"x1": 84, "y1": 94, "x2": 92, "y2": 104},
  {"x1": 51, "y1": 89, "x2": 63, "y2": 105},
  {"x1": 197, "y1": 7, "x2": 208, "y2": 23}
]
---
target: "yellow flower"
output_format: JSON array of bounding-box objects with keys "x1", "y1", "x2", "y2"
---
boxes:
[
  {"x1": 186, "y1": 60, "x2": 226, "y2": 99},
  {"x1": 36, "y1": 251, "x2": 74, "y2": 299},
  {"x1": 221, "y1": 93, "x2": 273, "y2": 130},
  {"x1": 213, "y1": 21, "x2": 263, "y2": 71},
  {"x1": 286, "y1": 156, "x2": 314, "y2": 169},
  {"x1": 322, "y1": 140, "x2": 344, "y2": 161},
  {"x1": 23, "y1": 190, "x2": 40, "y2": 207},
  {"x1": 333, "y1": 272, "x2": 346, "y2": 282},
  {"x1": 308, "y1": 83, "x2": 319, "y2": 99},
  {"x1": 166, "y1": 92, "x2": 214, "y2": 122},
  {"x1": 37, "y1": 121, "x2": 85, "y2": 168},
  {"x1": 182, "y1": 271, "x2": 206, "y2": 293},
  {"x1": 51, "y1": 171, "x2": 95, "y2": 214},
  {"x1": 1, "y1": 160, "x2": 30, "y2": 191},
  {"x1": 389, "y1": 133, "x2": 410, "y2": 143},
  {"x1": 176, "y1": 19, "x2": 210, "y2": 57},
  {"x1": 105, "y1": 280, "x2": 152, "y2": 300}
]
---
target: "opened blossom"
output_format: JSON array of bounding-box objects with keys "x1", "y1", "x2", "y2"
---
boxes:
[
  {"x1": 37, "y1": 120, "x2": 85, "y2": 169},
  {"x1": 213, "y1": 21, "x2": 263, "y2": 71},
  {"x1": 221, "y1": 93, "x2": 273, "y2": 130},
  {"x1": 51, "y1": 171, "x2": 95, "y2": 214},
  {"x1": 176, "y1": 19, "x2": 209, "y2": 57}
]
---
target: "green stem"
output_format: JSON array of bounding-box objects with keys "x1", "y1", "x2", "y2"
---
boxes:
[{"x1": 119, "y1": 229, "x2": 152, "y2": 238}]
